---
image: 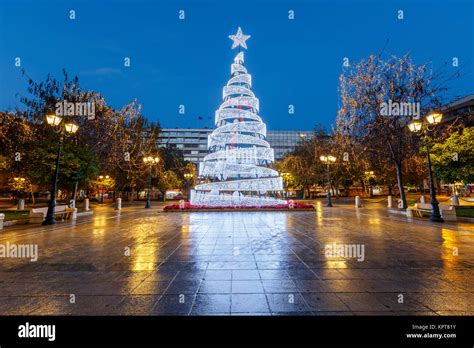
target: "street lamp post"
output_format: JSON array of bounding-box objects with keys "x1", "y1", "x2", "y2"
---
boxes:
[
  {"x1": 43, "y1": 114, "x2": 79, "y2": 225},
  {"x1": 98, "y1": 175, "x2": 109, "y2": 204},
  {"x1": 320, "y1": 155, "x2": 336, "y2": 207},
  {"x1": 365, "y1": 171, "x2": 375, "y2": 197},
  {"x1": 408, "y1": 112, "x2": 444, "y2": 223},
  {"x1": 184, "y1": 173, "x2": 193, "y2": 201},
  {"x1": 281, "y1": 172, "x2": 290, "y2": 198},
  {"x1": 143, "y1": 156, "x2": 160, "y2": 209}
]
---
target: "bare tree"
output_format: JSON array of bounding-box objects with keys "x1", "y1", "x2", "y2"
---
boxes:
[{"x1": 336, "y1": 53, "x2": 445, "y2": 208}]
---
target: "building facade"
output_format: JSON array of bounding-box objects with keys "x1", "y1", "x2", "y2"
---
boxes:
[{"x1": 158, "y1": 128, "x2": 312, "y2": 163}]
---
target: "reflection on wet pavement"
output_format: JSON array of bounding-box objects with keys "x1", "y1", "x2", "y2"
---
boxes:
[{"x1": 0, "y1": 204, "x2": 473, "y2": 315}]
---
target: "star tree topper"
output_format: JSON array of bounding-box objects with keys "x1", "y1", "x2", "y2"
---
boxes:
[{"x1": 229, "y1": 27, "x2": 251, "y2": 49}]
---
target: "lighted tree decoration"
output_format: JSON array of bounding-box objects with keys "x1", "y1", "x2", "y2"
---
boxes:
[{"x1": 190, "y1": 27, "x2": 286, "y2": 206}]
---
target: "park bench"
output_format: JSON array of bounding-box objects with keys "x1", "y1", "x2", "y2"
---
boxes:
[
  {"x1": 30, "y1": 205, "x2": 77, "y2": 223},
  {"x1": 410, "y1": 203, "x2": 457, "y2": 221}
]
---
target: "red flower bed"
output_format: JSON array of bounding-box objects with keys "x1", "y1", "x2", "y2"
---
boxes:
[{"x1": 164, "y1": 202, "x2": 314, "y2": 211}]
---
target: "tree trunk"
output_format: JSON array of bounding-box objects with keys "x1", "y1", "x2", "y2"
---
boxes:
[{"x1": 394, "y1": 161, "x2": 407, "y2": 209}]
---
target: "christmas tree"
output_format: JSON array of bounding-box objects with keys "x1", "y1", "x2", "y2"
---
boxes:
[{"x1": 190, "y1": 27, "x2": 286, "y2": 207}]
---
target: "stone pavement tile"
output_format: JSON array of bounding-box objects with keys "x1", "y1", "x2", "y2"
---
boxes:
[
  {"x1": 413, "y1": 293, "x2": 474, "y2": 311},
  {"x1": 0, "y1": 281, "x2": 69, "y2": 296},
  {"x1": 0, "y1": 271, "x2": 97, "y2": 283},
  {"x1": 372, "y1": 293, "x2": 431, "y2": 312},
  {"x1": 434, "y1": 311, "x2": 474, "y2": 316},
  {"x1": 61, "y1": 281, "x2": 142, "y2": 296},
  {"x1": 171, "y1": 270, "x2": 205, "y2": 282},
  {"x1": 190, "y1": 294, "x2": 231, "y2": 315},
  {"x1": 262, "y1": 279, "x2": 298, "y2": 293},
  {"x1": 144, "y1": 269, "x2": 180, "y2": 282},
  {"x1": 231, "y1": 312, "x2": 271, "y2": 316},
  {"x1": 159, "y1": 262, "x2": 208, "y2": 271},
  {"x1": 336, "y1": 293, "x2": 391, "y2": 312},
  {"x1": 317, "y1": 280, "x2": 368, "y2": 293},
  {"x1": 131, "y1": 281, "x2": 172, "y2": 295},
  {"x1": 207, "y1": 261, "x2": 257, "y2": 270},
  {"x1": 254, "y1": 254, "x2": 289, "y2": 261},
  {"x1": 265, "y1": 293, "x2": 312, "y2": 313},
  {"x1": 287, "y1": 269, "x2": 319, "y2": 280},
  {"x1": 106, "y1": 263, "x2": 160, "y2": 271},
  {"x1": 198, "y1": 280, "x2": 231, "y2": 294},
  {"x1": 271, "y1": 312, "x2": 315, "y2": 316},
  {"x1": 365, "y1": 280, "x2": 430, "y2": 293},
  {"x1": 109, "y1": 295, "x2": 161, "y2": 314},
  {"x1": 109, "y1": 271, "x2": 156, "y2": 283},
  {"x1": 258, "y1": 270, "x2": 291, "y2": 280},
  {"x1": 337, "y1": 268, "x2": 411, "y2": 280},
  {"x1": 308, "y1": 261, "x2": 350, "y2": 269},
  {"x1": 0, "y1": 296, "x2": 41, "y2": 315},
  {"x1": 0, "y1": 282, "x2": 57, "y2": 296},
  {"x1": 418, "y1": 279, "x2": 467, "y2": 292},
  {"x1": 206, "y1": 255, "x2": 254, "y2": 262},
  {"x1": 257, "y1": 261, "x2": 288, "y2": 270},
  {"x1": 310, "y1": 269, "x2": 346, "y2": 280},
  {"x1": 280, "y1": 261, "x2": 309, "y2": 270},
  {"x1": 294, "y1": 279, "x2": 332, "y2": 293},
  {"x1": 130, "y1": 262, "x2": 163, "y2": 271},
  {"x1": 165, "y1": 280, "x2": 202, "y2": 294},
  {"x1": 231, "y1": 294, "x2": 270, "y2": 313},
  {"x1": 353, "y1": 311, "x2": 438, "y2": 316},
  {"x1": 231, "y1": 280, "x2": 264, "y2": 294},
  {"x1": 0, "y1": 272, "x2": 31, "y2": 282},
  {"x1": 311, "y1": 311, "x2": 355, "y2": 316},
  {"x1": 232, "y1": 270, "x2": 260, "y2": 280},
  {"x1": 447, "y1": 280, "x2": 474, "y2": 292},
  {"x1": 152, "y1": 294, "x2": 195, "y2": 315},
  {"x1": 66, "y1": 295, "x2": 125, "y2": 315},
  {"x1": 203, "y1": 270, "x2": 232, "y2": 281},
  {"x1": 301, "y1": 293, "x2": 351, "y2": 312}
]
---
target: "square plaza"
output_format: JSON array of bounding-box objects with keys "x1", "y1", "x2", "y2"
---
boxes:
[{"x1": 1, "y1": 202, "x2": 473, "y2": 316}]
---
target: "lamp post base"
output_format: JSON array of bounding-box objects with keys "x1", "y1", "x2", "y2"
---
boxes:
[
  {"x1": 145, "y1": 202, "x2": 151, "y2": 209},
  {"x1": 326, "y1": 193, "x2": 333, "y2": 207},
  {"x1": 430, "y1": 215, "x2": 445, "y2": 223},
  {"x1": 42, "y1": 218, "x2": 56, "y2": 225}
]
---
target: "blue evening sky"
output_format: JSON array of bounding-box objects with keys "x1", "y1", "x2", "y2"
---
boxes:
[{"x1": 0, "y1": 0, "x2": 472, "y2": 131}]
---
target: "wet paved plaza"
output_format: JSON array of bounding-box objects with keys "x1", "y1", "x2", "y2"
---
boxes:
[{"x1": 0, "y1": 203, "x2": 473, "y2": 315}]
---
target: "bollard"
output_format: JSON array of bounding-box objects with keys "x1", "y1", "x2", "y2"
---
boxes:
[
  {"x1": 0, "y1": 213, "x2": 4, "y2": 231},
  {"x1": 355, "y1": 196, "x2": 362, "y2": 208},
  {"x1": 17, "y1": 199, "x2": 25, "y2": 210},
  {"x1": 84, "y1": 198, "x2": 90, "y2": 211},
  {"x1": 451, "y1": 195, "x2": 459, "y2": 206},
  {"x1": 116, "y1": 198, "x2": 122, "y2": 210},
  {"x1": 387, "y1": 195, "x2": 394, "y2": 208},
  {"x1": 419, "y1": 195, "x2": 426, "y2": 204}
]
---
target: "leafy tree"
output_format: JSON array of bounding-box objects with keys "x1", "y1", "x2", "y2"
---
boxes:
[
  {"x1": 0, "y1": 111, "x2": 34, "y2": 176},
  {"x1": 16, "y1": 71, "x2": 164, "y2": 201},
  {"x1": 430, "y1": 127, "x2": 474, "y2": 183},
  {"x1": 7, "y1": 177, "x2": 33, "y2": 201},
  {"x1": 21, "y1": 139, "x2": 99, "y2": 191}
]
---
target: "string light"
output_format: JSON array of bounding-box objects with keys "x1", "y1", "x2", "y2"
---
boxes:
[{"x1": 191, "y1": 28, "x2": 286, "y2": 207}]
